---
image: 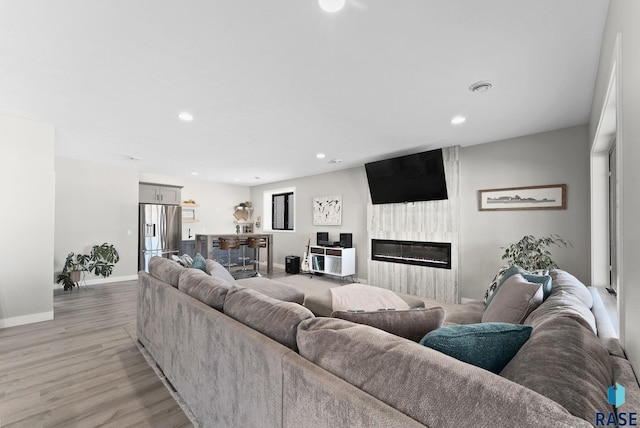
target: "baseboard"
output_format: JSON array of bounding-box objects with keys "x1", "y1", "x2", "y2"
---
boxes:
[
  {"x1": 53, "y1": 274, "x2": 139, "y2": 289},
  {"x1": 0, "y1": 311, "x2": 54, "y2": 328}
]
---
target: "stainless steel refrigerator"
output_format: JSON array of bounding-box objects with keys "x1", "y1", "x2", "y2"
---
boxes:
[{"x1": 139, "y1": 204, "x2": 182, "y2": 271}]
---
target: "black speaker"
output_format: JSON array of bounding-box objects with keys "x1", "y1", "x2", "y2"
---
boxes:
[
  {"x1": 317, "y1": 232, "x2": 329, "y2": 245},
  {"x1": 285, "y1": 255, "x2": 300, "y2": 274},
  {"x1": 339, "y1": 233, "x2": 352, "y2": 248}
]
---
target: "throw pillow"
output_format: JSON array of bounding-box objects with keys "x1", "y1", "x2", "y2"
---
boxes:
[
  {"x1": 483, "y1": 265, "x2": 509, "y2": 305},
  {"x1": 331, "y1": 307, "x2": 445, "y2": 342},
  {"x1": 191, "y1": 253, "x2": 207, "y2": 272},
  {"x1": 206, "y1": 259, "x2": 237, "y2": 285},
  {"x1": 485, "y1": 265, "x2": 552, "y2": 307},
  {"x1": 419, "y1": 322, "x2": 533, "y2": 373},
  {"x1": 482, "y1": 274, "x2": 544, "y2": 324}
]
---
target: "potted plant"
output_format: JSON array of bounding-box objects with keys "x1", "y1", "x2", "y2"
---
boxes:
[
  {"x1": 56, "y1": 243, "x2": 120, "y2": 290},
  {"x1": 501, "y1": 234, "x2": 572, "y2": 271}
]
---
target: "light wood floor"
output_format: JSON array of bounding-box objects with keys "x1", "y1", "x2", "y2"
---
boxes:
[{"x1": 0, "y1": 281, "x2": 192, "y2": 428}]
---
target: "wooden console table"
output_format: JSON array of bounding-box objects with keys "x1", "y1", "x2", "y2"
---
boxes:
[{"x1": 195, "y1": 234, "x2": 274, "y2": 274}]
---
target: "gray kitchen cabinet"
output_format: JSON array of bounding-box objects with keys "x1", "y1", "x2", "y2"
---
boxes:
[{"x1": 139, "y1": 183, "x2": 182, "y2": 204}]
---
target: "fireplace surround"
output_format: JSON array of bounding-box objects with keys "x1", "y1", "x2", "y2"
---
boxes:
[{"x1": 371, "y1": 239, "x2": 451, "y2": 270}]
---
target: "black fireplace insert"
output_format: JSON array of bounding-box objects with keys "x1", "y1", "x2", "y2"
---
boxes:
[{"x1": 371, "y1": 239, "x2": 451, "y2": 269}]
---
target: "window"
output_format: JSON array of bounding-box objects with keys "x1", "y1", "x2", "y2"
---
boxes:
[{"x1": 263, "y1": 187, "x2": 295, "y2": 232}]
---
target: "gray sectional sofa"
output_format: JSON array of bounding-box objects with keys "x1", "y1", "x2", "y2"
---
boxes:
[{"x1": 137, "y1": 257, "x2": 639, "y2": 427}]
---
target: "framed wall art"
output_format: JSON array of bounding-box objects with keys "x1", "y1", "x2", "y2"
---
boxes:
[
  {"x1": 313, "y1": 195, "x2": 342, "y2": 225},
  {"x1": 478, "y1": 184, "x2": 567, "y2": 211}
]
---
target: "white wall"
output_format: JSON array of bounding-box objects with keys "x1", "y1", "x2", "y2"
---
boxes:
[
  {"x1": 459, "y1": 126, "x2": 591, "y2": 300},
  {"x1": 249, "y1": 168, "x2": 369, "y2": 277},
  {"x1": 55, "y1": 157, "x2": 139, "y2": 282},
  {"x1": 590, "y1": 0, "x2": 640, "y2": 375},
  {"x1": 138, "y1": 172, "x2": 250, "y2": 240},
  {"x1": 0, "y1": 113, "x2": 55, "y2": 327}
]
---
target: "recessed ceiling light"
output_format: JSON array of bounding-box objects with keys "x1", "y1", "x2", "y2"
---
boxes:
[
  {"x1": 319, "y1": 0, "x2": 345, "y2": 13},
  {"x1": 316, "y1": 153, "x2": 326, "y2": 159},
  {"x1": 178, "y1": 111, "x2": 194, "y2": 122},
  {"x1": 128, "y1": 156, "x2": 141, "y2": 161},
  {"x1": 469, "y1": 81, "x2": 493, "y2": 93},
  {"x1": 330, "y1": 159, "x2": 342, "y2": 164},
  {"x1": 451, "y1": 116, "x2": 466, "y2": 125},
  {"x1": 191, "y1": 172, "x2": 199, "y2": 175}
]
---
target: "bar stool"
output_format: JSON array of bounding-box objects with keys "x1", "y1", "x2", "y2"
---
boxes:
[
  {"x1": 218, "y1": 236, "x2": 240, "y2": 272},
  {"x1": 247, "y1": 237, "x2": 266, "y2": 277}
]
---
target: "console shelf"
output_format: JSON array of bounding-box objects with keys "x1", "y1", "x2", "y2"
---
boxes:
[{"x1": 309, "y1": 246, "x2": 355, "y2": 278}]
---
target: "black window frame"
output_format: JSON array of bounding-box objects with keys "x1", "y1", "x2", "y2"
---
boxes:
[{"x1": 272, "y1": 191, "x2": 294, "y2": 231}]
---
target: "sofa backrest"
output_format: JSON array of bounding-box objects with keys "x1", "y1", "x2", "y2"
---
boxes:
[
  {"x1": 297, "y1": 317, "x2": 591, "y2": 428},
  {"x1": 500, "y1": 315, "x2": 614, "y2": 422},
  {"x1": 148, "y1": 256, "x2": 184, "y2": 287},
  {"x1": 224, "y1": 286, "x2": 314, "y2": 352},
  {"x1": 177, "y1": 268, "x2": 231, "y2": 311}
]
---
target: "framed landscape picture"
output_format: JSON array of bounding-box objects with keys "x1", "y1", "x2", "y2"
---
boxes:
[{"x1": 478, "y1": 184, "x2": 566, "y2": 211}]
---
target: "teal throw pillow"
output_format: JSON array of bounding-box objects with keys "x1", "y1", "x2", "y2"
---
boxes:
[
  {"x1": 419, "y1": 322, "x2": 533, "y2": 374},
  {"x1": 522, "y1": 273, "x2": 552, "y2": 300},
  {"x1": 486, "y1": 265, "x2": 552, "y2": 306},
  {"x1": 191, "y1": 253, "x2": 207, "y2": 273}
]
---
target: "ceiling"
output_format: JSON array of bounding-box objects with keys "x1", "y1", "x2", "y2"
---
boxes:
[{"x1": 0, "y1": 1, "x2": 609, "y2": 185}]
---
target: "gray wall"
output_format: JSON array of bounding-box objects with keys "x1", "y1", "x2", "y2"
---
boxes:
[
  {"x1": 0, "y1": 113, "x2": 55, "y2": 327},
  {"x1": 590, "y1": 0, "x2": 640, "y2": 375},
  {"x1": 55, "y1": 157, "x2": 140, "y2": 283},
  {"x1": 249, "y1": 168, "x2": 370, "y2": 278},
  {"x1": 249, "y1": 126, "x2": 591, "y2": 301},
  {"x1": 459, "y1": 126, "x2": 591, "y2": 300},
  {"x1": 53, "y1": 161, "x2": 250, "y2": 284}
]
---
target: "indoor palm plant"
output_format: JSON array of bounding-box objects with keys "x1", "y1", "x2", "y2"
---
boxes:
[
  {"x1": 501, "y1": 234, "x2": 572, "y2": 271},
  {"x1": 57, "y1": 243, "x2": 120, "y2": 290}
]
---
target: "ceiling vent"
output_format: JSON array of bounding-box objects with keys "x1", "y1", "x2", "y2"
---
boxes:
[{"x1": 469, "y1": 81, "x2": 492, "y2": 93}]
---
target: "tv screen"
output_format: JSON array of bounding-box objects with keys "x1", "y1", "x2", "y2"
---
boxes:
[{"x1": 365, "y1": 149, "x2": 448, "y2": 205}]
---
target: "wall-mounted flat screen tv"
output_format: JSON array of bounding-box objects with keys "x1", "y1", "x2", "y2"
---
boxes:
[{"x1": 365, "y1": 148, "x2": 448, "y2": 205}]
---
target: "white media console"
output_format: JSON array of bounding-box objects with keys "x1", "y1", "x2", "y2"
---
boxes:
[{"x1": 309, "y1": 246, "x2": 355, "y2": 278}]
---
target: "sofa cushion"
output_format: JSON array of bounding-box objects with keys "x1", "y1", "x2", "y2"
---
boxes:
[
  {"x1": 304, "y1": 288, "x2": 425, "y2": 317},
  {"x1": 330, "y1": 283, "x2": 410, "y2": 312},
  {"x1": 297, "y1": 318, "x2": 591, "y2": 428},
  {"x1": 331, "y1": 307, "x2": 445, "y2": 342},
  {"x1": 524, "y1": 290, "x2": 597, "y2": 335},
  {"x1": 236, "y1": 276, "x2": 304, "y2": 304},
  {"x1": 482, "y1": 274, "x2": 544, "y2": 324},
  {"x1": 550, "y1": 269, "x2": 593, "y2": 308},
  {"x1": 205, "y1": 259, "x2": 237, "y2": 285},
  {"x1": 419, "y1": 322, "x2": 532, "y2": 373},
  {"x1": 224, "y1": 286, "x2": 314, "y2": 352},
  {"x1": 148, "y1": 256, "x2": 184, "y2": 288},
  {"x1": 443, "y1": 300, "x2": 485, "y2": 325},
  {"x1": 500, "y1": 316, "x2": 614, "y2": 422},
  {"x1": 177, "y1": 268, "x2": 230, "y2": 311}
]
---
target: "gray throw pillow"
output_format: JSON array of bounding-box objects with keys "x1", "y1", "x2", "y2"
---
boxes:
[
  {"x1": 482, "y1": 274, "x2": 544, "y2": 324},
  {"x1": 205, "y1": 259, "x2": 237, "y2": 285},
  {"x1": 331, "y1": 307, "x2": 445, "y2": 342}
]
